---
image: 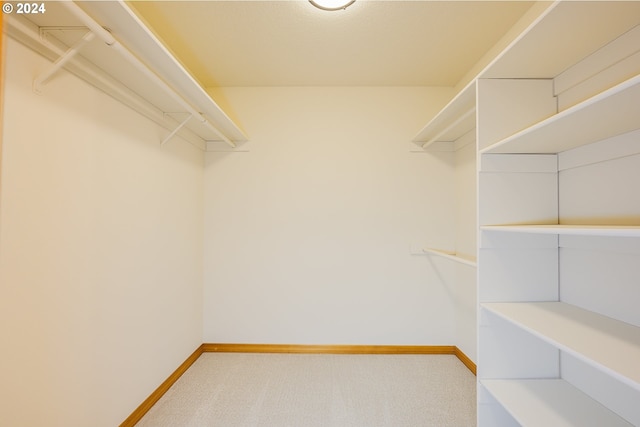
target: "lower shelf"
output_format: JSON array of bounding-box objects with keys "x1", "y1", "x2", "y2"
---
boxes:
[
  {"x1": 481, "y1": 301, "x2": 640, "y2": 390},
  {"x1": 482, "y1": 379, "x2": 633, "y2": 426}
]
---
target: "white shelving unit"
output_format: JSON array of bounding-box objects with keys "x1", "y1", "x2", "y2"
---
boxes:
[
  {"x1": 412, "y1": 1, "x2": 640, "y2": 425},
  {"x1": 475, "y1": 1, "x2": 640, "y2": 424}
]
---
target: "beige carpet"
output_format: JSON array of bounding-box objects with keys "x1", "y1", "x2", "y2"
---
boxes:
[{"x1": 136, "y1": 353, "x2": 477, "y2": 427}]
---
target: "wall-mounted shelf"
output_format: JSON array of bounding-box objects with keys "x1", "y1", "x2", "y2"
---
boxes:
[
  {"x1": 482, "y1": 379, "x2": 633, "y2": 427},
  {"x1": 480, "y1": 74, "x2": 640, "y2": 155},
  {"x1": 412, "y1": 80, "x2": 476, "y2": 150},
  {"x1": 482, "y1": 302, "x2": 640, "y2": 390},
  {"x1": 481, "y1": 224, "x2": 640, "y2": 238},
  {"x1": 422, "y1": 248, "x2": 477, "y2": 267},
  {"x1": 4, "y1": 1, "x2": 247, "y2": 151}
]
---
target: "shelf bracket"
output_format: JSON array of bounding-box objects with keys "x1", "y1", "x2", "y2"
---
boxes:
[
  {"x1": 33, "y1": 31, "x2": 95, "y2": 95},
  {"x1": 161, "y1": 113, "x2": 193, "y2": 146}
]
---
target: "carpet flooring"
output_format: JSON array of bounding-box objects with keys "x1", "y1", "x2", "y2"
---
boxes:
[{"x1": 136, "y1": 353, "x2": 477, "y2": 427}]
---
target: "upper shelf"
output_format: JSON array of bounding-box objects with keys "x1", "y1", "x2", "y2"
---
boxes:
[
  {"x1": 480, "y1": 74, "x2": 640, "y2": 155},
  {"x1": 5, "y1": 1, "x2": 247, "y2": 150},
  {"x1": 481, "y1": 1, "x2": 640, "y2": 80},
  {"x1": 412, "y1": 80, "x2": 476, "y2": 149}
]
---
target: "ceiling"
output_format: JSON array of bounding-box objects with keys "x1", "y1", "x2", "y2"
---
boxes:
[{"x1": 129, "y1": 0, "x2": 535, "y2": 88}]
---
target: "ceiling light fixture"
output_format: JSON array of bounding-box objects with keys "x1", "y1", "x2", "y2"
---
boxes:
[{"x1": 309, "y1": 0, "x2": 355, "y2": 11}]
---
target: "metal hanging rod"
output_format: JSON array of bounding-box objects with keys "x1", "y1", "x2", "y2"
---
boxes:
[
  {"x1": 422, "y1": 248, "x2": 477, "y2": 267},
  {"x1": 38, "y1": 26, "x2": 88, "y2": 41},
  {"x1": 44, "y1": 1, "x2": 236, "y2": 148}
]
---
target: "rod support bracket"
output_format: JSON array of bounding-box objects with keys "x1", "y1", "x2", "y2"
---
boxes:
[
  {"x1": 161, "y1": 113, "x2": 193, "y2": 146},
  {"x1": 33, "y1": 31, "x2": 95, "y2": 95}
]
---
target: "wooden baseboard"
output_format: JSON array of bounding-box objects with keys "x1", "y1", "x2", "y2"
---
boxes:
[
  {"x1": 119, "y1": 344, "x2": 204, "y2": 427},
  {"x1": 203, "y1": 343, "x2": 476, "y2": 374},
  {"x1": 202, "y1": 343, "x2": 456, "y2": 355},
  {"x1": 121, "y1": 343, "x2": 477, "y2": 425},
  {"x1": 454, "y1": 346, "x2": 477, "y2": 375}
]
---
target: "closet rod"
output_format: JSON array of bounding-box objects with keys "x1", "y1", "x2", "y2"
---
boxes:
[
  {"x1": 60, "y1": 1, "x2": 236, "y2": 148},
  {"x1": 423, "y1": 248, "x2": 477, "y2": 267}
]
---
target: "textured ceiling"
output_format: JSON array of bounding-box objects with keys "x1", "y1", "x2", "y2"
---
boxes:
[{"x1": 130, "y1": 1, "x2": 535, "y2": 87}]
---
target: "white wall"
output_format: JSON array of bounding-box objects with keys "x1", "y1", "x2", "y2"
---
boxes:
[
  {"x1": 558, "y1": 133, "x2": 640, "y2": 327},
  {"x1": 453, "y1": 141, "x2": 478, "y2": 362},
  {"x1": 203, "y1": 86, "x2": 458, "y2": 345},
  {"x1": 0, "y1": 39, "x2": 204, "y2": 427}
]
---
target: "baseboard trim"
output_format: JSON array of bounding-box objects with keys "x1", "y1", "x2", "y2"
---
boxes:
[
  {"x1": 202, "y1": 343, "x2": 456, "y2": 355},
  {"x1": 454, "y1": 346, "x2": 477, "y2": 375},
  {"x1": 119, "y1": 344, "x2": 204, "y2": 427},
  {"x1": 203, "y1": 343, "x2": 476, "y2": 373},
  {"x1": 121, "y1": 343, "x2": 476, "y2": 425}
]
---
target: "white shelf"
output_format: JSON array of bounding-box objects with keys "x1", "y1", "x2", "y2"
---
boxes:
[
  {"x1": 481, "y1": 1, "x2": 640, "y2": 80},
  {"x1": 480, "y1": 73, "x2": 640, "y2": 155},
  {"x1": 481, "y1": 224, "x2": 640, "y2": 238},
  {"x1": 482, "y1": 302, "x2": 640, "y2": 391},
  {"x1": 413, "y1": 80, "x2": 476, "y2": 149},
  {"x1": 422, "y1": 248, "x2": 477, "y2": 267},
  {"x1": 6, "y1": 2, "x2": 247, "y2": 149},
  {"x1": 482, "y1": 379, "x2": 633, "y2": 427}
]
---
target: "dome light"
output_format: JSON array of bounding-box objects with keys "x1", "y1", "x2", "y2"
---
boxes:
[{"x1": 309, "y1": 0, "x2": 356, "y2": 11}]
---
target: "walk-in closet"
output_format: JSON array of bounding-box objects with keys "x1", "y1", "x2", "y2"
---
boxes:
[{"x1": 1, "y1": 1, "x2": 639, "y2": 426}]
